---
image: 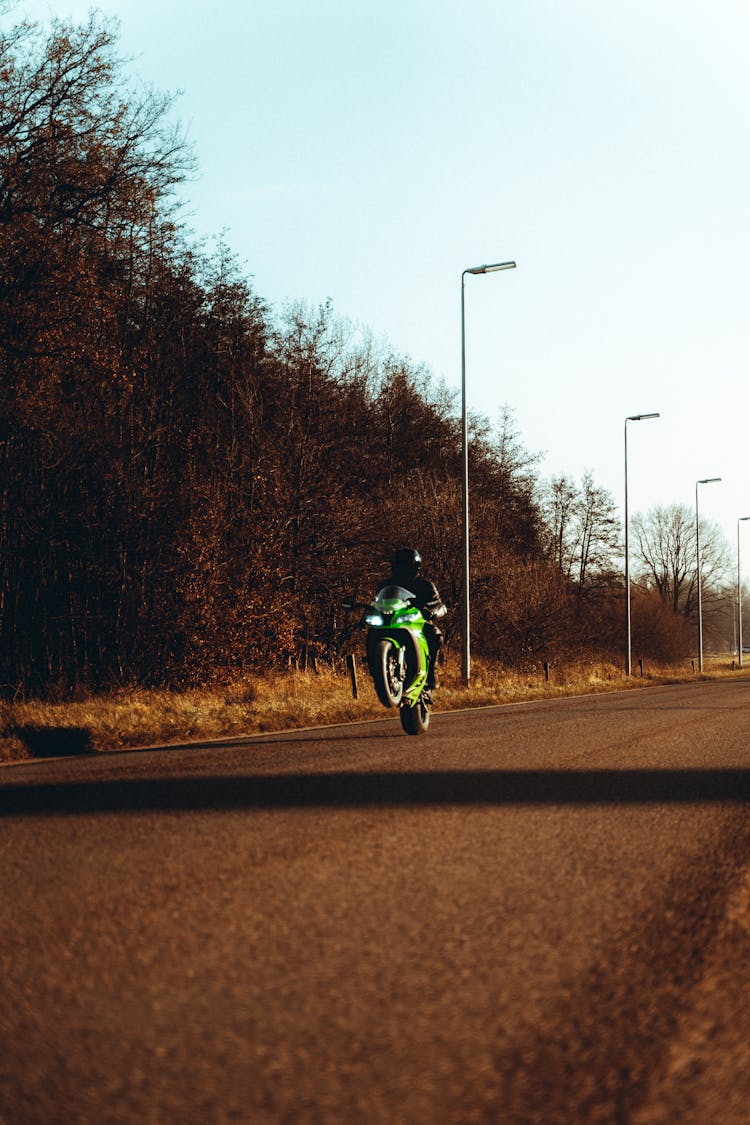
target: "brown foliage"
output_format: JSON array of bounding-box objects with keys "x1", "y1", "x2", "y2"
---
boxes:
[{"x1": 630, "y1": 589, "x2": 694, "y2": 664}]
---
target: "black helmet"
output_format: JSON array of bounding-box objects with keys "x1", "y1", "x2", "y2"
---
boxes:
[{"x1": 391, "y1": 547, "x2": 421, "y2": 576}]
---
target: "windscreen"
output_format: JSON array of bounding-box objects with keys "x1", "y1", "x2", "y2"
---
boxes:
[{"x1": 375, "y1": 585, "x2": 414, "y2": 604}]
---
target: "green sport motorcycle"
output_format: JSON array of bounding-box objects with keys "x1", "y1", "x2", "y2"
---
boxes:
[{"x1": 348, "y1": 585, "x2": 434, "y2": 735}]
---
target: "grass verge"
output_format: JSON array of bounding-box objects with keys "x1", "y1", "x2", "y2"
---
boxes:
[{"x1": 1, "y1": 656, "x2": 748, "y2": 763}]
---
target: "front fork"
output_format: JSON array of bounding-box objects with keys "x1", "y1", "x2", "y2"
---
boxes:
[{"x1": 392, "y1": 644, "x2": 407, "y2": 688}]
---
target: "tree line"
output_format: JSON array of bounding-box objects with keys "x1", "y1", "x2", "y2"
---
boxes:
[{"x1": 0, "y1": 12, "x2": 739, "y2": 696}]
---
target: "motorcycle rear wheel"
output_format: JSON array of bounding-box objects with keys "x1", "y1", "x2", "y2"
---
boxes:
[
  {"x1": 372, "y1": 638, "x2": 404, "y2": 707},
  {"x1": 400, "y1": 695, "x2": 431, "y2": 735}
]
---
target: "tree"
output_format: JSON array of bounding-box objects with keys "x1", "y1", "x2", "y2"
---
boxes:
[
  {"x1": 472, "y1": 551, "x2": 572, "y2": 665},
  {"x1": 631, "y1": 503, "x2": 730, "y2": 620},
  {"x1": 0, "y1": 10, "x2": 193, "y2": 690},
  {"x1": 540, "y1": 471, "x2": 619, "y2": 590},
  {"x1": 542, "y1": 474, "x2": 579, "y2": 577},
  {"x1": 574, "y1": 472, "x2": 620, "y2": 594},
  {"x1": 0, "y1": 13, "x2": 192, "y2": 357},
  {"x1": 629, "y1": 587, "x2": 693, "y2": 664}
]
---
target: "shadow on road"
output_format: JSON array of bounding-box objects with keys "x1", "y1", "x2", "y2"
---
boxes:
[
  {"x1": 9, "y1": 725, "x2": 94, "y2": 758},
  {"x1": 2, "y1": 768, "x2": 750, "y2": 817}
]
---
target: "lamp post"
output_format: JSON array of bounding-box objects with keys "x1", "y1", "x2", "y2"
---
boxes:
[
  {"x1": 460, "y1": 260, "x2": 516, "y2": 686},
  {"x1": 624, "y1": 412, "x2": 660, "y2": 675},
  {"x1": 695, "y1": 476, "x2": 721, "y2": 672},
  {"x1": 738, "y1": 516, "x2": 750, "y2": 668}
]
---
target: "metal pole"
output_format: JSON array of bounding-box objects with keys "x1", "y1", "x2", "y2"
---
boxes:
[
  {"x1": 459, "y1": 260, "x2": 516, "y2": 687},
  {"x1": 696, "y1": 481, "x2": 703, "y2": 672},
  {"x1": 739, "y1": 519, "x2": 742, "y2": 667},
  {"x1": 624, "y1": 413, "x2": 659, "y2": 676},
  {"x1": 739, "y1": 517, "x2": 750, "y2": 668},
  {"x1": 624, "y1": 420, "x2": 631, "y2": 676},
  {"x1": 460, "y1": 272, "x2": 470, "y2": 686},
  {"x1": 695, "y1": 477, "x2": 721, "y2": 672}
]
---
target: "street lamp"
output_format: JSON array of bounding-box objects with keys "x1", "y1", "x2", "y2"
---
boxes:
[
  {"x1": 624, "y1": 412, "x2": 660, "y2": 675},
  {"x1": 460, "y1": 260, "x2": 516, "y2": 686},
  {"x1": 738, "y1": 516, "x2": 750, "y2": 668},
  {"x1": 695, "y1": 476, "x2": 721, "y2": 672}
]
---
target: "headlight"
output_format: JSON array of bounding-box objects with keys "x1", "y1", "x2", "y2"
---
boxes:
[{"x1": 365, "y1": 613, "x2": 385, "y2": 626}]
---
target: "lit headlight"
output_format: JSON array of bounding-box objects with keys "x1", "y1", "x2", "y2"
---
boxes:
[{"x1": 365, "y1": 613, "x2": 385, "y2": 626}]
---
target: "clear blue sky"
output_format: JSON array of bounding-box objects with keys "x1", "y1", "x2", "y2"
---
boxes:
[{"x1": 12, "y1": 0, "x2": 750, "y2": 582}]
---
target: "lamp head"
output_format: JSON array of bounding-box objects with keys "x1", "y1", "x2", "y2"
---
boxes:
[{"x1": 465, "y1": 261, "x2": 517, "y2": 275}]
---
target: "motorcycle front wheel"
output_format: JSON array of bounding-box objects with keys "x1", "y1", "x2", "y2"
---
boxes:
[
  {"x1": 372, "y1": 638, "x2": 404, "y2": 707},
  {"x1": 400, "y1": 695, "x2": 431, "y2": 735}
]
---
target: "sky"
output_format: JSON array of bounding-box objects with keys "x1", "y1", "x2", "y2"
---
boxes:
[{"x1": 9, "y1": 0, "x2": 750, "y2": 581}]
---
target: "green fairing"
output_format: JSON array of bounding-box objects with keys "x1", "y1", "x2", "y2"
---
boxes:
[{"x1": 364, "y1": 587, "x2": 432, "y2": 734}]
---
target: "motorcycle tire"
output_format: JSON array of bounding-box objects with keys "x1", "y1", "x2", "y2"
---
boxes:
[
  {"x1": 372, "y1": 638, "x2": 404, "y2": 707},
  {"x1": 400, "y1": 695, "x2": 430, "y2": 735}
]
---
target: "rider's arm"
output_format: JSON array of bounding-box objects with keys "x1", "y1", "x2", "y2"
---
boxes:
[{"x1": 420, "y1": 580, "x2": 447, "y2": 620}]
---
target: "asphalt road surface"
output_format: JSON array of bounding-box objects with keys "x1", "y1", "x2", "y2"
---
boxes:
[{"x1": 2, "y1": 679, "x2": 750, "y2": 1124}]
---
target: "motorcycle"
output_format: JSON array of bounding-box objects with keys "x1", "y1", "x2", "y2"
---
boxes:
[{"x1": 345, "y1": 585, "x2": 437, "y2": 735}]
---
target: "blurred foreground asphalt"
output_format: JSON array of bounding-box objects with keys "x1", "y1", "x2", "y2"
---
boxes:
[{"x1": 1, "y1": 679, "x2": 750, "y2": 1123}]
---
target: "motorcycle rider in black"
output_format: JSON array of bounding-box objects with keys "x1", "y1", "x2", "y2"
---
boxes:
[{"x1": 377, "y1": 548, "x2": 446, "y2": 689}]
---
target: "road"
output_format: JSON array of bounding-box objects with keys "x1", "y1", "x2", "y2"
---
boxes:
[{"x1": 1, "y1": 680, "x2": 750, "y2": 1124}]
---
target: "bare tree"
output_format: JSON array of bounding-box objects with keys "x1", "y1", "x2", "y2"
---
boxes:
[
  {"x1": 631, "y1": 503, "x2": 730, "y2": 619},
  {"x1": 541, "y1": 474, "x2": 579, "y2": 577},
  {"x1": 540, "y1": 471, "x2": 620, "y2": 593},
  {"x1": 575, "y1": 471, "x2": 620, "y2": 593}
]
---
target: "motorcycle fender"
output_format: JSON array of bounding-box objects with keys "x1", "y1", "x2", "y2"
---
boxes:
[{"x1": 366, "y1": 628, "x2": 399, "y2": 678}]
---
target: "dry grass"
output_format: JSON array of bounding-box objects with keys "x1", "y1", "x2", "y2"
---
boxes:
[
  {"x1": 1, "y1": 655, "x2": 748, "y2": 763},
  {"x1": 0, "y1": 668, "x2": 378, "y2": 762}
]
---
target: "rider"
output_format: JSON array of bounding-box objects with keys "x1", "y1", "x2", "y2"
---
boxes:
[{"x1": 377, "y1": 548, "x2": 446, "y2": 689}]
